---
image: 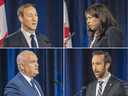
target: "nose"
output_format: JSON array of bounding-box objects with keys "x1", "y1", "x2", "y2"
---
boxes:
[
  {"x1": 32, "y1": 15, "x2": 38, "y2": 21},
  {"x1": 36, "y1": 62, "x2": 39, "y2": 67},
  {"x1": 87, "y1": 19, "x2": 90, "y2": 25},
  {"x1": 92, "y1": 64, "x2": 96, "y2": 70}
]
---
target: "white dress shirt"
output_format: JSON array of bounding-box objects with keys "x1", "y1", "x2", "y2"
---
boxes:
[
  {"x1": 96, "y1": 72, "x2": 111, "y2": 96},
  {"x1": 20, "y1": 72, "x2": 41, "y2": 96},
  {"x1": 21, "y1": 28, "x2": 39, "y2": 48}
]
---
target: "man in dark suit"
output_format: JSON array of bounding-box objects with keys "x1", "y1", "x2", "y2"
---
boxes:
[
  {"x1": 86, "y1": 51, "x2": 127, "y2": 96},
  {"x1": 2, "y1": 4, "x2": 51, "y2": 48},
  {"x1": 4, "y1": 50, "x2": 44, "y2": 96}
]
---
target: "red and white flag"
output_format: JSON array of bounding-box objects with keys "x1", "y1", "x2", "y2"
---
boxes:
[
  {"x1": 0, "y1": 0, "x2": 8, "y2": 47},
  {"x1": 64, "y1": 0, "x2": 72, "y2": 48}
]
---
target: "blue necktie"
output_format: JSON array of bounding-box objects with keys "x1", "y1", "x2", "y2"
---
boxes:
[
  {"x1": 30, "y1": 79, "x2": 39, "y2": 96},
  {"x1": 97, "y1": 81, "x2": 104, "y2": 96},
  {"x1": 30, "y1": 34, "x2": 37, "y2": 47}
]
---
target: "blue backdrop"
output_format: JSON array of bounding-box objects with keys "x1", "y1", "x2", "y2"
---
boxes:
[
  {"x1": 4, "y1": 0, "x2": 63, "y2": 47},
  {"x1": 65, "y1": 49, "x2": 128, "y2": 96},
  {"x1": 0, "y1": 49, "x2": 63, "y2": 96},
  {"x1": 66, "y1": 0, "x2": 127, "y2": 47}
]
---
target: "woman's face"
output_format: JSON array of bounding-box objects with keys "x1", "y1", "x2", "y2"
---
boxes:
[{"x1": 86, "y1": 14, "x2": 100, "y2": 31}]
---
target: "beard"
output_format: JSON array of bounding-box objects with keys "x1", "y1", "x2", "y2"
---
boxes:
[{"x1": 94, "y1": 68, "x2": 106, "y2": 79}]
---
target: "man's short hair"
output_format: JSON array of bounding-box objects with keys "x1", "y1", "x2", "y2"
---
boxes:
[
  {"x1": 17, "y1": 50, "x2": 33, "y2": 71},
  {"x1": 92, "y1": 50, "x2": 112, "y2": 66},
  {"x1": 17, "y1": 3, "x2": 36, "y2": 17}
]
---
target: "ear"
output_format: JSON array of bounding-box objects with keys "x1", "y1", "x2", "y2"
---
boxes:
[
  {"x1": 20, "y1": 63, "x2": 25, "y2": 70},
  {"x1": 18, "y1": 16, "x2": 23, "y2": 23},
  {"x1": 105, "y1": 63, "x2": 110, "y2": 70}
]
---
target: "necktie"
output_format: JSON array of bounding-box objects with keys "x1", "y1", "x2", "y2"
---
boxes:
[
  {"x1": 30, "y1": 79, "x2": 39, "y2": 96},
  {"x1": 97, "y1": 81, "x2": 104, "y2": 96},
  {"x1": 30, "y1": 34, "x2": 37, "y2": 47}
]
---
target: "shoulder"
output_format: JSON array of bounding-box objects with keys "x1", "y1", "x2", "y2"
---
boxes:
[
  {"x1": 36, "y1": 32, "x2": 48, "y2": 39},
  {"x1": 4, "y1": 73, "x2": 22, "y2": 95},
  {"x1": 112, "y1": 75, "x2": 126, "y2": 84},
  {"x1": 110, "y1": 75, "x2": 127, "y2": 89},
  {"x1": 87, "y1": 79, "x2": 97, "y2": 87},
  {"x1": 6, "y1": 73, "x2": 22, "y2": 86},
  {"x1": 105, "y1": 26, "x2": 121, "y2": 36},
  {"x1": 3, "y1": 30, "x2": 21, "y2": 41}
]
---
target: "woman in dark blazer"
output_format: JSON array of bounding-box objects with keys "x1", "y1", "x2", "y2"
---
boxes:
[{"x1": 85, "y1": 4, "x2": 123, "y2": 47}]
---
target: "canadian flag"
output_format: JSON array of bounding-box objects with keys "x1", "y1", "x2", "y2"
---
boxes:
[
  {"x1": 0, "y1": 0, "x2": 8, "y2": 47},
  {"x1": 64, "y1": 0, "x2": 72, "y2": 48}
]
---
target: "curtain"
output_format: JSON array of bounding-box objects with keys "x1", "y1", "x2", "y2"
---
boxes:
[
  {"x1": 65, "y1": 49, "x2": 127, "y2": 96},
  {"x1": 0, "y1": 49, "x2": 63, "y2": 96},
  {"x1": 4, "y1": 0, "x2": 63, "y2": 47},
  {"x1": 66, "y1": 0, "x2": 127, "y2": 47}
]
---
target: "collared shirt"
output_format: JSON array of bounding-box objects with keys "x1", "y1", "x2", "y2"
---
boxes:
[
  {"x1": 20, "y1": 72, "x2": 41, "y2": 96},
  {"x1": 21, "y1": 28, "x2": 39, "y2": 48},
  {"x1": 96, "y1": 72, "x2": 111, "y2": 96}
]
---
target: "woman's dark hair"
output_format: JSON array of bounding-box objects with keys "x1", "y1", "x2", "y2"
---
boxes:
[{"x1": 85, "y1": 4, "x2": 123, "y2": 41}]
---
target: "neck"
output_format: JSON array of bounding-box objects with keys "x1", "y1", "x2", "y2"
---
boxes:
[
  {"x1": 20, "y1": 71, "x2": 32, "y2": 79},
  {"x1": 21, "y1": 26, "x2": 34, "y2": 34},
  {"x1": 99, "y1": 71, "x2": 109, "y2": 81}
]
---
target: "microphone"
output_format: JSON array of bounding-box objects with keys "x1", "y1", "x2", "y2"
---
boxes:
[
  {"x1": 73, "y1": 86, "x2": 87, "y2": 96},
  {"x1": 44, "y1": 39, "x2": 54, "y2": 47},
  {"x1": 64, "y1": 32, "x2": 76, "y2": 44},
  {"x1": 54, "y1": 79, "x2": 64, "y2": 90}
]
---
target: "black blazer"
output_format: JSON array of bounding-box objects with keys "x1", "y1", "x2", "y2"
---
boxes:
[
  {"x1": 91, "y1": 26, "x2": 123, "y2": 47},
  {"x1": 2, "y1": 29, "x2": 51, "y2": 47},
  {"x1": 86, "y1": 75, "x2": 127, "y2": 96}
]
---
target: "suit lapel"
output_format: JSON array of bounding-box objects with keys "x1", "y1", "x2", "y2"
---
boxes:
[
  {"x1": 34, "y1": 79, "x2": 44, "y2": 96},
  {"x1": 18, "y1": 29, "x2": 29, "y2": 47},
  {"x1": 18, "y1": 72, "x2": 36, "y2": 96},
  {"x1": 92, "y1": 80, "x2": 97, "y2": 96},
  {"x1": 36, "y1": 33, "x2": 42, "y2": 47},
  {"x1": 102, "y1": 75, "x2": 115, "y2": 96}
]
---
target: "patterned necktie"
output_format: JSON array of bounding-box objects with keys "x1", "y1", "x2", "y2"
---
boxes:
[
  {"x1": 30, "y1": 79, "x2": 39, "y2": 96},
  {"x1": 30, "y1": 34, "x2": 37, "y2": 47},
  {"x1": 97, "y1": 81, "x2": 104, "y2": 96}
]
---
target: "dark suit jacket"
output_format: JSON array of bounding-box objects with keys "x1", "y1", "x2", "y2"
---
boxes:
[
  {"x1": 91, "y1": 26, "x2": 123, "y2": 47},
  {"x1": 86, "y1": 75, "x2": 126, "y2": 96},
  {"x1": 2, "y1": 29, "x2": 51, "y2": 47},
  {"x1": 4, "y1": 72, "x2": 44, "y2": 96}
]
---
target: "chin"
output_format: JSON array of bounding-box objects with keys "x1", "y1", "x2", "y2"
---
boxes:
[{"x1": 31, "y1": 27, "x2": 37, "y2": 30}]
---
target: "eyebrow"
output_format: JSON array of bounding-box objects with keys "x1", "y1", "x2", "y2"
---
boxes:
[{"x1": 30, "y1": 60, "x2": 36, "y2": 63}]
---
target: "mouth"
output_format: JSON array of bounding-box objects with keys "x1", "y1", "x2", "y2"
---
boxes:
[
  {"x1": 35, "y1": 68, "x2": 38, "y2": 70},
  {"x1": 94, "y1": 71, "x2": 99, "y2": 74},
  {"x1": 88, "y1": 25, "x2": 91, "y2": 28},
  {"x1": 32, "y1": 23, "x2": 37, "y2": 25}
]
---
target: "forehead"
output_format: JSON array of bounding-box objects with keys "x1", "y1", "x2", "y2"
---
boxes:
[
  {"x1": 92, "y1": 55, "x2": 104, "y2": 62},
  {"x1": 25, "y1": 52, "x2": 37, "y2": 61},
  {"x1": 23, "y1": 6, "x2": 37, "y2": 14}
]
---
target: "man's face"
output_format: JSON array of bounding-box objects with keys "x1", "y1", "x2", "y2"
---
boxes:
[
  {"x1": 86, "y1": 14, "x2": 100, "y2": 31},
  {"x1": 20, "y1": 6, "x2": 38, "y2": 33},
  {"x1": 92, "y1": 55, "x2": 108, "y2": 80},
  {"x1": 23, "y1": 52, "x2": 39, "y2": 78}
]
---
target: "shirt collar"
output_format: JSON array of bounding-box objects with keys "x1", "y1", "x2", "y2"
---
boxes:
[
  {"x1": 20, "y1": 72, "x2": 33, "y2": 84},
  {"x1": 21, "y1": 27, "x2": 36, "y2": 38},
  {"x1": 98, "y1": 72, "x2": 111, "y2": 83}
]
